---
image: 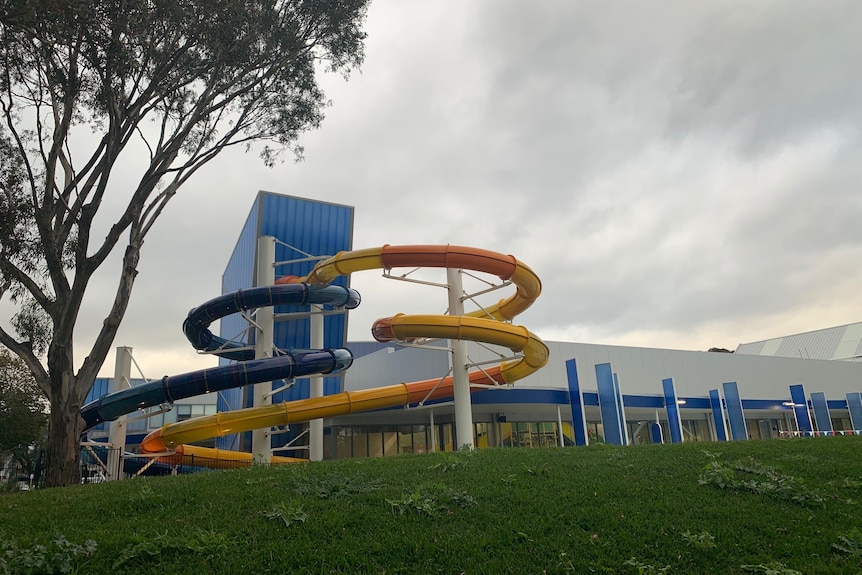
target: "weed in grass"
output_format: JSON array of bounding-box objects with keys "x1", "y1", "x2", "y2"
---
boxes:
[
  {"x1": 740, "y1": 561, "x2": 803, "y2": 574},
  {"x1": 386, "y1": 484, "x2": 476, "y2": 517},
  {"x1": 699, "y1": 454, "x2": 827, "y2": 505},
  {"x1": 623, "y1": 557, "x2": 670, "y2": 574},
  {"x1": 680, "y1": 529, "x2": 716, "y2": 549},
  {"x1": 501, "y1": 473, "x2": 517, "y2": 484},
  {"x1": 427, "y1": 451, "x2": 471, "y2": 472},
  {"x1": 114, "y1": 529, "x2": 236, "y2": 568},
  {"x1": 263, "y1": 501, "x2": 308, "y2": 528},
  {"x1": 832, "y1": 529, "x2": 862, "y2": 557},
  {"x1": 0, "y1": 534, "x2": 97, "y2": 575},
  {"x1": 292, "y1": 470, "x2": 385, "y2": 499},
  {"x1": 525, "y1": 462, "x2": 551, "y2": 476},
  {"x1": 387, "y1": 488, "x2": 438, "y2": 517}
]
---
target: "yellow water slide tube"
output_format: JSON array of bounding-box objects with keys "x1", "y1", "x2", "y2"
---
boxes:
[{"x1": 140, "y1": 245, "x2": 548, "y2": 461}]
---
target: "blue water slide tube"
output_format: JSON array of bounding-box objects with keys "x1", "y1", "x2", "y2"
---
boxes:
[{"x1": 80, "y1": 284, "x2": 360, "y2": 431}]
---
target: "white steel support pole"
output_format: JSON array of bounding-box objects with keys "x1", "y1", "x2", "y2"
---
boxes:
[
  {"x1": 309, "y1": 305, "x2": 324, "y2": 461},
  {"x1": 447, "y1": 268, "x2": 474, "y2": 450},
  {"x1": 107, "y1": 347, "x2": 132, "y2": 481},
  {"x1": 252, "y1": 236, "x2": 276, "y2": 463}
]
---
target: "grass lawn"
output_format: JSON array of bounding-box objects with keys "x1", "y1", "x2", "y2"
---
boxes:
[{"x1": 2, "y1": 437, "x2": 862, "y2": 574}]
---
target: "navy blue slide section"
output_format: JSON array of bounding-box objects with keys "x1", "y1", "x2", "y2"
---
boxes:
[{"x1": 81, "y1": 284, "x2": 360, "y2": 431}]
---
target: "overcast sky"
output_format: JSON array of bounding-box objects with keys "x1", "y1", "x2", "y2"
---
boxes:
[{"x1": 4, "y1": 0, "x2": 862, "y2": 379}]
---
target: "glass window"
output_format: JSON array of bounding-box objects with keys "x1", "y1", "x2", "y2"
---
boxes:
[
  {"x1": 127, "y1": 417, "x2": 146, "y2": 432},
  {"x1": 336, "y1": 427, "x2": 352, "y2": 459},
  {"x1": 499, "y1": 422, "x2": 513, "y2": 447},
  {"x1": 367, "y1": 426, "x2": 383, "y2": 458},
  {"x1": 148, "y1": 412, "x2": 164, "y2": 429},
  {"x1": 353, "y1": 427, "x2": 368, "y2": 458},
  {"x1": 398, "y1": 426, "x2": 413, "y2": 454},
  {"x1": 383, "y1": 430, "x2": 398, "y2": 457},
  {"x1": 177, "y1": 405, "x2": 192, "y2": 422},
  {"x1": 191, "y1": 405, "x2": 205, "y2": 416},
  {"x1": 204, "y1": 405, "x2": 217, "y2": 416},
  {"x1": 412, "y1": 425, "x2": 428, "y2": 454}
]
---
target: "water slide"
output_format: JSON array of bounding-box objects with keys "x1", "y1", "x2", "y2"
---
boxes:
[{"x1": 85, "y1": 245, "x2": 548, "y2": 464}]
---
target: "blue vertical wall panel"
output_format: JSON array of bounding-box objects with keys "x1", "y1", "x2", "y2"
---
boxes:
[
  {"x1": 788, "y1": 384, "x2": 813, "y2": 434},
  {"x1": 723, "y1": 382, "x2": 748, "y2": 441},
  {"x1": 846, "y1": 392, "x2": 862, "y2": 431},
  {"x1": 810, "y1": 391, "x2": 832, "y2": 433},
  {"x1": 613, "y1": 373, "x2": 628, "y2": 446},
  {"x1": 662, "y1": 377, "x2": 684, "y2": 444},
  {"x1": 708, "y1": 389, "x2": 727, "y2": 441},
  {"x1": 565, "y1": 358, "x2": 588, "y2": 446},
  {"x1": 596, "y1": 363, "x2": 624, "y2": 445},
  {"x1": 217, "y1": 192, "x2": 354, "y2": 452}
]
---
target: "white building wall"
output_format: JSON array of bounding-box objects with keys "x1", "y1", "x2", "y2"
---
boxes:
[{"x1": 352, "y1": 339, "x2": 862, "y2": 403}]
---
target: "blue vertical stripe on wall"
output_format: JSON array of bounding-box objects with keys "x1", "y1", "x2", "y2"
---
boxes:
[
  {"x1": 613, "y1": 373, "x2": 628, "y2": 446},
  {"x1": 810, "y1": 392, "x2": 832, "y2": 433},
  {"x1": 596, "y1": 363, "x2": 623, "y2": 445},
  {"x1": 846, "y1": 392, "x2": 862, "y2": 431},
  {"x1": 565, "y1": 358, "x2": 588, "y2": 446},
  {"x1": 788, "y1": 384, "x2": 812, "y2": 434},
  {"x1": 709, "y1": 389, "x2": 727, "y2": 441},
  {"x1": 662, "y1": 377, "x2": 684, "y2": 444},
  {"x1": 722, "y1": 382, "x2": 748, "y2": 441}
]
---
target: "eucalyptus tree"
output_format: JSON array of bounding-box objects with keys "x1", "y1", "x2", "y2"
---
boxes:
[{"x1": 0, "y1": 0, "x2": 369, "y2": 486}]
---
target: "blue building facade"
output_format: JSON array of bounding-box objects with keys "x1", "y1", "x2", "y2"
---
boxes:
[{"x1": 217, "y1": 191, "x2": 354, "y2": 452}]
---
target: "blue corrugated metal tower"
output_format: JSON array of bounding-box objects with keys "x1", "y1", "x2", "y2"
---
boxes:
[{"x1": 217, "y1": 191, "x2": 354, "y2": 452}]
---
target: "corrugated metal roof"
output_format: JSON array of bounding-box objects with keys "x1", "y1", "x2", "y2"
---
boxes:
[{"x1": 735, "y1": 321, "x2": 862, "y2": 362}]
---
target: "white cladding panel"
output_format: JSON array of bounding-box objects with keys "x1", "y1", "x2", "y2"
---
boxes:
[{"x1": 353, "y1": 340, "x2": 862, "y2": 402}]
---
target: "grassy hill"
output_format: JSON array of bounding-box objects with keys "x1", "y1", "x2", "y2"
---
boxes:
[{"x1": 2, "y1": 437, "x2": 862, "y2": 574}]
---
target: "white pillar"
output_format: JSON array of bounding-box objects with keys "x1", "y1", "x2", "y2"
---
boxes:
[
  {"x1": 107, "y1": 347, "x2": 132, "y2": 480},
  {"x1": 309, "y1": 305, "x2": 324, "y2": 461},
  {"x1": 252, "y1": 236, "x2": 275, "y2": 463},
  {"x1": 447, "y1": 268, "x2": 474, "y2": 450}
]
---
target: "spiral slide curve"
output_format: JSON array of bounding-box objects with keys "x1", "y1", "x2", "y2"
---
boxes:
[{"x1": 124, "y1": 245, "x2": 548, "y2": 462}]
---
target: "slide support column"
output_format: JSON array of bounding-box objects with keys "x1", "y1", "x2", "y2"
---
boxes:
[
  {"x1": 107, "y1": 346, "x2": 132, "y2": 481},
  {"x1": 252, "y1": 236, "x2": 275, "y2": 463},
  {"x1": 448, "y1": 268, "x2": 474, "y2": 450},
  {"x1": 309, "y1": 305, "x2": 324, "y2": 461}
]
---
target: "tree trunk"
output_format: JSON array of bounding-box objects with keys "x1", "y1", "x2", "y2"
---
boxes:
[{"x1": 44, "y1": 389, "x2": 85, "y2": 487}]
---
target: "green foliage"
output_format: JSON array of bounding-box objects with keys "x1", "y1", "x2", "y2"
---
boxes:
[
  {"x1": 387, "y1": 482, "x2": 478, "y2": 517},
  {"x1": 1, "y1": 440, "x2": 862, "y2": 573},
  {"x1": 0, "y1": 0, "x2": 371, "y2": 487},
  {"x1": 698, "y1": 453, "x2": 828, "y2": 505},
  {"x1": 623, "y1": 557, "x2": 671, "y2": 574},
  {"x1": 832, "y1": 530, "x2": 862, "y2": 557},
  {"x1": 291, "y1": 469, "x2": 385, "y2": 498},
  {"x1": 263, "y1": 502, "x2": 308, "y2": 528},
  {"x1": 740, "y1": 562, "x2": 803, "y2": 574},
  {"x1": 680, "y1": 529, "x2": 716, "y2": 549},
  {"x1": 113, "y1": 529, "x2": 235, "y2": 568},
  {"x1": 0, "y1": 348, "x2": 46, "y2": 457},
  {"x1": 0, "y1": 534, "x2": 96, "y2": 575}
]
